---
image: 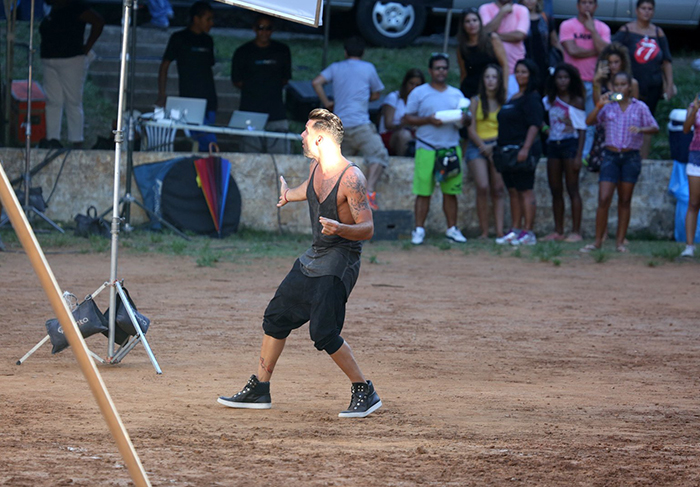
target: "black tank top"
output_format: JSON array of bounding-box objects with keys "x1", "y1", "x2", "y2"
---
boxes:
[
  {"x1": 460, "y1": 44, "x2": 498, "y2": 98},
  {"x1": 299, "y1": 163, "x2": 362, "y2": 295}
]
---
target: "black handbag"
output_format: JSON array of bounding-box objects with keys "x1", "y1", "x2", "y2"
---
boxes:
[
  {"x1": 494, "y1": 145, "x2": 539, "y2": 173},
  {"x1": 434, "y1": 147, "x2": 461, "y2": 182},
  {"x1": 45, "y1": 295, "x2": 109, "y2": 354},
  {"x1": 74, "y1": 206, "x2": 110, "y2": 238}
]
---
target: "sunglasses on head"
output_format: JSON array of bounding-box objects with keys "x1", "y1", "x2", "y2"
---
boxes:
[{"x1": 256, "y1": 24, "x2": 273, "y2": 31}]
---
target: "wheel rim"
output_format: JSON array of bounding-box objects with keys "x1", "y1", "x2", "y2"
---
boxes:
[{"x1": 370, "y1": 2, "x2": 416, "y2": 39}]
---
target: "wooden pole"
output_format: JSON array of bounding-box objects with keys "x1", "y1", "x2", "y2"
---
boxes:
[{"x1": 0, "y1": 161, "x2": 151, "y2": 487}]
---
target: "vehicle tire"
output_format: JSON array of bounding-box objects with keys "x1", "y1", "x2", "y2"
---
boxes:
[{"x1": 355, "y1": 0, "x2": 427, "y2": 48}]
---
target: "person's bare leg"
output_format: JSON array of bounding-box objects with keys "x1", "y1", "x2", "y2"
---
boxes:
[
  {"x1": 547, "y1": 158, "x2": 565, "y2": 235},
  {"x1": 686, "y1": 176, "x2": 700, "y2": 245},
  {"x1": 256, "y1": 334, "x2": 286, "y2": 381},
  {"x1": 367, "y1": 163, "x2": 384, "y2": 194},
  {"x1": 522, "y1": 189, "x2": 536, "y2": 231},
  {"x1": 594, "y1": 181, "x2": 616, "y2": 248},
  {"x1": 443, "y1": 193, "x2": 458, "y2": 229},
  {"x1": 488, "y1": 161, "x2": 506, "y2": 237},
  {"x1": 615, "y1": 182, "x2": 636, "y2": 248},
  {"x1": 414, "y1": 195, "x2": 431, "y2": 228},
  {"x1": 330, "y1": 341, "x2": 365, "y2": 383},
  {"x1": 469, "y1": 157, "x2": 490, "y2": 237},
  {"x1": 564, "y1": 157, "x2": 583, "y2": 235}
]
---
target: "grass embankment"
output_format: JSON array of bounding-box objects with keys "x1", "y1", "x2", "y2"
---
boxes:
[{"x1": 0, "y1": 226, "x2": 695, "y2": 268}]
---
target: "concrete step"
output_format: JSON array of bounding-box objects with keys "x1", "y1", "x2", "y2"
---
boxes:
[{"x1": 89, "y1": 71, "x2": 236, "y2": 95}]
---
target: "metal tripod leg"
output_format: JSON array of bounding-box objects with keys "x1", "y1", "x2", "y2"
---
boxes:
[
  {"x1": 99, "y1": 193, "x2": 190, "y2": 241},
  {"x1": 113, "y1": 281, "x2": 162, "y2": 374},
  {"x1": 17, "y1": 334, "x2": 106, "y2": 365}
]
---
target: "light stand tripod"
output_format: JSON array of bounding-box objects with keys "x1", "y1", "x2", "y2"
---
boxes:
[
  {"x1": 15, "y1": 0, "x2": 162, "y2": 374},
  {"x1": 99, "y1": 0, "x2": 162, "y2": 371},
  {"x1": 8, "y1": 0, "x2": 64, "y2": 233}
]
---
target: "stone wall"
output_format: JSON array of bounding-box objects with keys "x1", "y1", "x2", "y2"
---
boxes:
[{"x1": 0, "y1": 148, "x2": 677, "y2": 238}]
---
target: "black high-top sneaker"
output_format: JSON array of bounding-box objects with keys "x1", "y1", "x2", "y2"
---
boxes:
[
  {"x1": 338, "y1": 380, "x2": 382, "y2": 418},
  {"x1": 217, "y1": 375, "x2": 271, "y2": 409}
]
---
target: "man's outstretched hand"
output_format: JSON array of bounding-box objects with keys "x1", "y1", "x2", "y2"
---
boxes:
[{"x1": 277, "y1": 176, "x2": 289, "y2": 207}]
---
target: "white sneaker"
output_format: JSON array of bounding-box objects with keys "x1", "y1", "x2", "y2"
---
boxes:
[
  {"x1": 411, "y1": 227, "x2": 425, "y2": 245},
  {"x1": 512, "y1": 231, "x2": 537, "y2": 246},
  {"x1": 495, "y1": 230, "x2": 520, "y2": 245},
  {"x1": 445, "y1": 226, "x2": 467, "y2": 243},
  {"x1": 681, "y1": 245, "x2": 695, "y2": 258}
]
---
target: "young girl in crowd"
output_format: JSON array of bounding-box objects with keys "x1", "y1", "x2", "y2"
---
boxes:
[
  {"x1": 466, "y1": 64, "x2": 507, "y2": 239},
  {"x1": 581, "y1": 71, "x2": 658, "y2": 253},
  {"x1": 456, "y1": 7, "x2": 508, "y2": 99},
  {"x1": 379, "y1": 68, "x2": 425, "y2": 156},
  {"x1": 681, "y1": 94, "x2": 700, "y2": 258},
  {"x1": 542, "y1": 63, "x2": 586, "y2": 242},
  {"x1": 593, "y1": 42, "x2": 639, "y2": 101},
  {"x1": 495, "y1": 59, "x2": 544, "y2": 246}
]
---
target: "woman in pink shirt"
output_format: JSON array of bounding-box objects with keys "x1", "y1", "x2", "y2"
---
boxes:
[
  {"x1": 581, "y1": 71, "x2": 658, "y2": 253},
  {"x1": 681, "y1": 94, "x2": 700, "y2": 258}
]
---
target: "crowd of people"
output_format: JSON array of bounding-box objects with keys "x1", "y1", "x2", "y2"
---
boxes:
[
  {"x1": 376, "y1": 0, "x2": 688, "y2": 252},
  {"x1": 28, "y1": 0, "x2": 696, "y2": 254}
]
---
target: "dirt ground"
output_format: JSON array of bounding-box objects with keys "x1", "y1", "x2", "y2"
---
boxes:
[{"x1": 1, "y1": 245, "x2": 700, "y2": 486}]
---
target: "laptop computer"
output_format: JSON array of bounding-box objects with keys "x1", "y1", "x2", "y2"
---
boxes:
[
  {"x1": 164, "y1": 96, "x2": 207, "y2": 125},
  {"x1": 228, "y1": 110, "x2": 269, "y2": 131}
]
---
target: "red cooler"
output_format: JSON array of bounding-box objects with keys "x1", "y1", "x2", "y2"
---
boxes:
[{"x1": 11, "y1": 80, "x2": 47, "y2": 144}]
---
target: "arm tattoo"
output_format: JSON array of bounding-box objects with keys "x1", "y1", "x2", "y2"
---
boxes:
[
  {"x1": 259, "y1": 357, "x2": 274, "y2": 375},
  {"x1": 344, "y1": 172, "x2": 369, "y2": 216}
]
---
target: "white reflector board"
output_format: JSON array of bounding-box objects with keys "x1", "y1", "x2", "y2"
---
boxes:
[{"x1": 216, "y1": 0, "x2": 323, "y2": 27}]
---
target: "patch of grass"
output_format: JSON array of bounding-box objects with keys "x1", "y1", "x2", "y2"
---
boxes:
[
  {"x1": 368, "y1": 255, "x2": 378, "y2": 264},
  {"x1": 647, "y1": 259, "x2": 659, "y2": 267},
  {"x1": 436, "y1": 240, "x2": 452, "y2": 251},
  {"x1": 651, "y1": 246, "x2": 683, "y2": 262},
  {"x1": 171, "y1": 239, "x2": 187, "y2": 255},
  {"x1": 196, "y1": 241, "x2": 220, "y2": 267},
  {"x1": 512, "y1": 248, "x2": 522, "y2": 258},
  {"x1": 401, "y1": 241, "x2": 413, "y2": 251},
  {"x1": 552, "y1": 258, "x2": 561, "y2": 267},
  {"x1": 88, "y1": 235, "x2": 110, "y2": 253},
  {"x1": 592, "y1": 249, "x2": 609, "y2": 263},
  {"x1": 532, "y1": 241, "x2": 563, "y2": 262}
]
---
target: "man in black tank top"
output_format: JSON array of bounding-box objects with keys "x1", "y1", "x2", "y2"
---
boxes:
[{"x1": 218, "y1": 109, "x2": 382, "y2": 418}]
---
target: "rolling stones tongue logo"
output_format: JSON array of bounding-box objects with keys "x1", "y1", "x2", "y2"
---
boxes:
[{"x1": 634, "y1": 36, "x2": 660, "y2": 63}]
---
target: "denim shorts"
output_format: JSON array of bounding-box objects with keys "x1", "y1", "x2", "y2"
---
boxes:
[
  {"x1": 465, "y1": 139, "x2": 496, "y2": 161},
  {"x1": 547, "y1": 137, "x2": 579, "y2": 160},
  {"x1": 599, "y1": 149, "x2": 642, "y2": 184},
  {"x1": 687, "y1": 151, "x2": 700, "y2": 177}
]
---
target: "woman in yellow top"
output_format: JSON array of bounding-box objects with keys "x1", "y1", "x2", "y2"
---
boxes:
[{"x1": 466, "y1": 64, "x2": 507, "y2": 239}]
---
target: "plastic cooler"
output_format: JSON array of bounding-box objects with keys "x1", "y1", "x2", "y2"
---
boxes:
[
  {"x1": 11, "y1": 80, "x2": 47, "y2": 144},
  {"x1": 667, "y1": 108, "x2": 693, "y2": 163}
]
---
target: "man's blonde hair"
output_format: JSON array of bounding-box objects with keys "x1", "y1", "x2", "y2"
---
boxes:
[{"x1": 308, "y1": 108, "x2": 344, "y2": 145}]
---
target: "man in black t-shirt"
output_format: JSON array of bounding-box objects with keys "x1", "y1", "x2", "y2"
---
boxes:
[
  {"x1": 230, "y1": 15, "x2": 292, "y2": 153},
  {"x1": 156, "y1": 1, "x2": 216, "y2": 149}
]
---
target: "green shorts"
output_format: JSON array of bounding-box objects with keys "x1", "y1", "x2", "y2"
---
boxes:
[{"x1": 413, "y1": 147, "x2": 463, "y2": 196}]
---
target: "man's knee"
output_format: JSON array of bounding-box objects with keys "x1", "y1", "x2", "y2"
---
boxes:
[{"x1": 313, "y1": 334, "x2": 344, "y2": 355}]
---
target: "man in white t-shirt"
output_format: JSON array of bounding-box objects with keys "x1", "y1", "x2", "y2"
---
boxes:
[
  {"x1": 312, "y1": 37, "x2": 389, "y2": 211},
  {"x1": 402, "y1": 53, "x2": 470, "y2": 246},
  {"x1": 479, "y1": 0, "x2": 529, "y2": 98},
  {"x1": 559, "y1": 0, "x2": 610, "y2": 157}
]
